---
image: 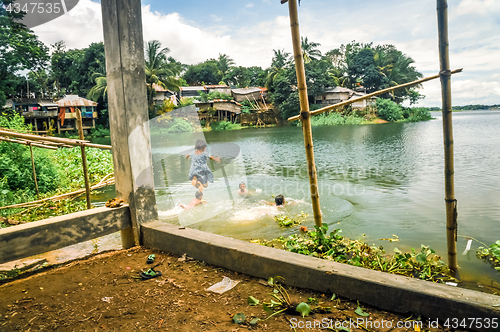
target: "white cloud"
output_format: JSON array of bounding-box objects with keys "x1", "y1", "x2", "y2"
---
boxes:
[
  {"x1": 33, "y1": 0, "x2": 103, "y2": 49},
  {"x1": 246, "y1": 3, "x2": 254, "y2": 8}
]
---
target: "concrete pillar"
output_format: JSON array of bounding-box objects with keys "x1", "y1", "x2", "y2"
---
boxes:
[{"x1": 101, "y1": 0, "x2": 158, "y2": 248}]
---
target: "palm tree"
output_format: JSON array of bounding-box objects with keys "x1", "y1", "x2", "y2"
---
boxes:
[
  {"x1": 144, "y1": 40, "x2": 181, "y2": 110},
  {"x1": 301, "y1": 37, "x2": 321, "y2": 63},
  {"x1": 87, "y1": 74, "x2": 107, "y2": 102},
  {"x1": 266, "y1": 49, "x2": 291, "y2": 90},
  {"x1": 217, "y1": 53, "x2": 235, "y2": 80}
]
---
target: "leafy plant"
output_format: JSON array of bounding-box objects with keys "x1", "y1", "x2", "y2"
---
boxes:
[
  {"x1": 376, "y1": 98, "x2": 403, "y2": 122},
  {"x1": 267, "y1": 225, "x2": 454, "y2": 282},
  {"x1": 274, "y1": 212, "x2": 307, "y2": 227},
  {"x1": 210, "y1": 120, "x2": 241, "y2": 131},
  {"x1": 307, "y1": 112, "x2": 364, "y2": 126},
  {"x1": 476, "y1": 240, "x2": 500, "y2": 270}
]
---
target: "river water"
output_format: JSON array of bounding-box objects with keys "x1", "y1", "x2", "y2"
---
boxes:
[{"x1": 89, "y1": 110, "x2": 500, "y2": 290}]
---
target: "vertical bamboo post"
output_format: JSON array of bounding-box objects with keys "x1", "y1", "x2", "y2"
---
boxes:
[
  {"x1": 286, "y1": 0, "x2": 323, "y2": 227},
  {"x1": 76, "y1": 108, "x2": 92, "y2": 209},
  {"x1": 437, "y1": 0, "x2": 458, "y2": 271},
  {"x1": 29, "y1": 143, "x2": 40, "y2": 200}
]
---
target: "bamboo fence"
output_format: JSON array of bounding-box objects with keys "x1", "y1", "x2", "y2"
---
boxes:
[{"x1": 0, "y1": 113, "x2": 112, "y2": 212}]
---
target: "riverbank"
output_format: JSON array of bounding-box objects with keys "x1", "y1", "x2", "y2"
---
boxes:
[{"x1": 0, "y1": 246, "x2": 466, "y2": 332}]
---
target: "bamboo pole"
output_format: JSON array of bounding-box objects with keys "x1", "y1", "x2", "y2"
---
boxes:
[
  {"x1": 29, "y1": 143, "x2": 40, "y2": 200},
  {"x1": 286, "y1": 0, "x2": 323, "y2": 227},
  {"x1": 287, "y1": 68, "x2": 463, "y2": 122},
  {"x1": 76, "y1": 108, "x2": 92, "y2": 210},
  {"x1": 0, "y1": 136, "x2": 58, "y2": 150},
  {"x1": 0, "y1": 128, "x2": 112, "y2": 149},
  {"x1": 437, "y1": 0, "x2": 458, "y2": 272}
]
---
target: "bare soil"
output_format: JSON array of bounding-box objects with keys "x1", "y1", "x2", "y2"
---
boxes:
[{"x1": 0, "y1": 247, "x2": 468, "y2": 331}]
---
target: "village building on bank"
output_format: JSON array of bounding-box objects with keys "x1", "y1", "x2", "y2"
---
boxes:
[
  {"x1": 56, "y1": 95, "x2": 98, "y2": 133},
  {"x1": 11, "y1": 98, "x2": 59, "y2": 133},
  {"x1": 152, "y1": 83, "x2": 177, "y2": 107},
  {"x1": 314, "y1": 86, "x2": 376, "y2": 110}
]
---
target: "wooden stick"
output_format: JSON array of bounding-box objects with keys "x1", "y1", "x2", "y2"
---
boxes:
[
  {"x1": 286, "y1": 0, "x2": 323, "y2": 227},
  {"x1": 77, "y1": 108, "x2": 92, "y2": 210},
  {"x1": 287, "y1": 68, "x2": 463, "y2": 122},
  {"x1": 0, "y1": 128, "x2": 112, "y2": 149},
  {"x1": 437, "y1": 0, "x2": 458, "y2": 272},
  {"x1": 29, "y1": 143, "x2": 40, "y2": 200},
  {"x1": 0, "y1": 136, "x2": 58, "y2": 150}
]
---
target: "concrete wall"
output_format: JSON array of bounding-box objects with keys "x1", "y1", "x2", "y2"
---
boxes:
[{"x1": 142, "y1": 221, "x2": 500, "y2": 332}]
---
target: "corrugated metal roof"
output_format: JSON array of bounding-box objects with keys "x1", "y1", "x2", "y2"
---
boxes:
[
  {"x1": 38, "y1": 101, "x2": 58, "y2": 107},
  {"x1": 180, "y1": 86, "x2": 206, "y2": 91},
  {"x1": 152, "y1": 83, "x2": 175, "y2": 93},
  {"x1": 204, "y1": 85, "x2": 229, "y2": 89},
  {"x1": 231, "y1": 87, "x2": 261, "y2": 95},
  {"x1": 56, "y1": 95, "x2": 97, "y2": 107},
  {"x1": 324, "y1": 86, "x2": 353, "y2": 93}
]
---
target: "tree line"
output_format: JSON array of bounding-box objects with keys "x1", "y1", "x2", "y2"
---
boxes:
[{"x1": 1, "y1": 0, "x2": 426, "y2": 128}]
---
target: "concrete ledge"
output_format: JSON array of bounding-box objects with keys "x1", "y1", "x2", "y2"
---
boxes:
[
  {"x1": 0, "y1": 205, "x2": 131, "y2": 264},
  {"x1": 143, "y1": 221, "x2": 500, "y2": 331}
]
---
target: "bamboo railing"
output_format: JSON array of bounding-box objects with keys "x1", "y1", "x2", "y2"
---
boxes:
[{"x1": 0, "y1": 122, "x2": 112, "y2": 211}]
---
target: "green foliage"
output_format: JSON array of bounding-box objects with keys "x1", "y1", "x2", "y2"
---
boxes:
[
  {"x1": 0, "y1": 114, "x2": 59, "y2": 194},
  {"x1": 177, "y1": 97, "x2": 194, "y2": 108},
  {"x1": 183, "y1": 59, "x2": 221, "y2": 85},
  {"x1": 0, "y1": 1, "x2": 49, "y2": 106},
  {"x1": 195, "y1": 90, "x2": 233, "y2": 102},
  {"x1": 402, "y1": 107, "x2": 432, "y2": 122},
  {"x1": 52, "y1": 147, "x2": 114, "y2": 190},
  {"x1": 476, "y1": 240, "x2": 500, "y2": 269},
  {"x1": 274, "y1": 212, "x2": 307, "y2": 227},
  {"x1": 164, "y1": 118, "x2": 193, "y2": 133},
  {"x1": 90, "y1": 125, "x2": 110, "y2": 137},
  {"x1": 273, "y1": 224, "x2": 454, "y2": 282},
  {"x1": 376, "y1": 98, "x2": 403, "y2": 122},
  {"x1": 308, "y1": 112, "x2": 364, "y2": 126},
  {"x1": 210, "y1": 121, "x2": 241, "y2": 131}
]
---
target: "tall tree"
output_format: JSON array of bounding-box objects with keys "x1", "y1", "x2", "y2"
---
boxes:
[
  {"x1": 0, "y1": 0, "x2": 48, "y2": 107},
  {"x1": 216, "y1": 53, "x2": 234, "y2": 80},
  {"x1": 144, "y1": 40, "x2": 181, "y2": 109},
  {"x1": 265, "y1": 49, "x2": 290, "y2": 90},
  {"x1": 301, "y1": 37, "x2": 321, "y2": 63}
]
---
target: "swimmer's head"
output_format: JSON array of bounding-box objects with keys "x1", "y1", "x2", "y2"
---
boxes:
[
  {"x1": 195, "y1": 190, "x2": 203, "y2": 199},
  {"x1": 239, "y1": 182, "x2": 246, "y2": 191},
  {"x1": 275, "y1": 195, "x2": 285, "y2": 206},
  {"x1": 195, "y1": 139, "x2": 207, "y2": 151}
]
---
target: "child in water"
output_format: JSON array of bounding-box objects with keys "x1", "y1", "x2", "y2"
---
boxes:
[
  {"x1": 186, "y1": 139, "x2": 220, "y2": 191},
  {"x1": 274, "y1": 194, "x2": 285, "y2": 206},
  {"x1": 238, "y1": 182, "x2": 248, "y2": 196},
  {"x1": 180, "y1": 190, "x2": 206, "y2": 210}
]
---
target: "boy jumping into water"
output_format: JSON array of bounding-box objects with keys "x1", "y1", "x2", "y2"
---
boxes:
[
  {"x1": 186, "y1": 139, "x2": 220, "y2": 191},
  {"x1": 180, "y1": 191, "x2": 206, "y2": 210}
]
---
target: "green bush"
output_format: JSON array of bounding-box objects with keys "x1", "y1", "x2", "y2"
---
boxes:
[
  {"x1": 165, "y1": 118, "x2": 193, "y2": 133},
  {"x1": 210, "y1": 120, "x2": 242, "y2": 131},
  {"x1": 90, "y1": 125, "x2": 110, "y2": 137},
  {"x1": 376, "y1": 98, "x2": 403, "y2": 122},
  {"x1": 52, "y1": 147, "x2": 114, "y2": 190},
  {"x1": 0, "y1": 114, "x2": 60, "y2": 195},
  {"x1": 405, "y1": 107, "x2": 432, "y2": 122},
  {"x1": 306, "y1": 112, "x2": 364, "y2": 126}
]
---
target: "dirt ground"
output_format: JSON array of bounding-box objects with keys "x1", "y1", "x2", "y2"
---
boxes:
[{"x1": 0, "y1": 247, "x2": 468, "y2": 332}]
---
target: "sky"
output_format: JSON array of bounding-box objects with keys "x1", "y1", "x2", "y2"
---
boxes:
[{"x1": 31, "y1": 0, "x2": 500, "y2": 107}]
